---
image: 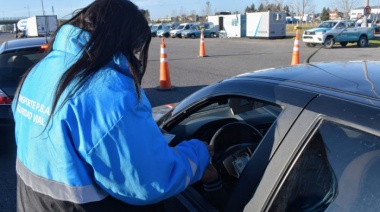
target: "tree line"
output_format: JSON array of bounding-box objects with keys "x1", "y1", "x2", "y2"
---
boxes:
[{"x1": 142, "y1": 0, "x2": 357, "y2": 22}]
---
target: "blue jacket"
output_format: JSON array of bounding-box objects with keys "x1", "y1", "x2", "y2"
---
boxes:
[{"x1": 12, "y1": 24, "x2": 210, "y2": 207}]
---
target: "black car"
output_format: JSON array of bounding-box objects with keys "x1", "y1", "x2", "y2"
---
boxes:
[
  {"x1": 153, "y1": 61, "x2": 380, "y2": 211},
  {"x1": 0, "y1": 37, "x2": 49, "y2": 127}
]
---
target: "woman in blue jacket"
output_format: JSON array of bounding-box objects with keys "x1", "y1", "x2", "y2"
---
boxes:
[{"x1": 12, "y1": 0, "x2": 215, "y2": 211}]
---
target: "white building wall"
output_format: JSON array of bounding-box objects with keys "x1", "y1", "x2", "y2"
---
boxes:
[
  {"x1": 207, "y1": 14, "x2": 246, "y2": 37},
  {"x1": 350, "y1": 7, "x2": 380, "y2": 20}
]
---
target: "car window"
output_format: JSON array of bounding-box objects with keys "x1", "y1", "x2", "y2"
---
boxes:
[
  {"x1": 269, "y1": 120, "x2": 380, "y2": 211},
  {"x1": 168, "y1": 95, "x2": 282, "y2": 150},
  {"x1": 319, "y1": 22, "x2": 336, "y2": 28},
  {"x1": 337, "y1": 22, "x2": 345, "y2": 28},
  {"x1": 0, "y1": 49, "x2": 43, "y2": 82},
  {"x1": 348, "y1": 21, "x2": 356, "y2": 28},
  {"x1": 176, "y1": 25, "x2": 185, "y2": 30},
  {"x1": 165, "y1": 95, "x2": 283, "y2": 210}
]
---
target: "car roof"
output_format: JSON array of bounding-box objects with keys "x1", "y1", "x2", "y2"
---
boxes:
[
  {"x1": 0, "y1": 37, "x2": 50, "y2": 53},
  {"x1": 232, "y1": 61, "x2": 380, "y2": 100}
]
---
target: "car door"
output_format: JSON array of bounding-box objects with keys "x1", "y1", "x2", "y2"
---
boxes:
[
  {"x1": 334, "y1": 22, "x2": 347, "y2": 42},
  {"x1": 159, "y1": 80, "x2": 317, "y2": 211},
  {"x1": 345, "y1": 21, "x2": 360, "y2": 40},
  {"x1": 245, "y1": 94, "x2": 380, "y2": 211}
]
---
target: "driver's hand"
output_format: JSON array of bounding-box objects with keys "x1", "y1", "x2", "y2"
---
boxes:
[{"x1": 201, "y1": 164, "x2": 219, "y2": 183}]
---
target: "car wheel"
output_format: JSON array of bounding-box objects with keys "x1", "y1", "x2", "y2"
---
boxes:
[
  {"x1": 190, "y1": 34, "x2": 195, "y2": 39},
  {"x1": 357, "y1": 36, "x2": 368, "y2": 47},
  {"x1": 324, "y1": 37, "x2": 334, "y2": 49},
  {"x1": 306, "y1": 43, "x2": 316, "y2": 47},
  {"x1": 210, "y1": 32, "x2": 215, "y2": 38},
  {"x1": 340, "y1": 42, "x2": 348, "y2": 47}
]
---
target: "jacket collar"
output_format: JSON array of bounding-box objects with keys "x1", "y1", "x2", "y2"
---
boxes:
[{"x1": 53, "y1": 24, "x2": 132, "y2": 77}]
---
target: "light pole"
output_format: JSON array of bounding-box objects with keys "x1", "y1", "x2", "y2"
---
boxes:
[
  {"x1": 41, "y1": 0, "x2": 45, "y2": 15},
  {"x1": 24, "y1": 6, "x2": 30, "y2": 17},
  {"x1": 363, "y1": 0, "x2": 369, "y2": 27}
]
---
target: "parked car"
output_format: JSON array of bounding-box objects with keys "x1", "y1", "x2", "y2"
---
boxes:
[
  {"x1": 169, "y1": 22, "x2": 182, "y2": 30},
  {"x1": 286, "y1": 17, "x2": 299, "y2": 24},
  {"x1": 373, "y1": 24, "x2": 380, "y2": 34},
  {"x1": 157, "y1": 25, "x2": 171, "y2": 38},
  {"x1": 0, "y1": 37, "x2": 49, "y2": 127},
  {"x1": 199, "y1": 22, "x2": 219, "y2": 38},
  {"x1": 302, "y1": 20, "x2": 374, "y2": 48},
  {"x1": 153, "y1": 61, "x2": 380, "y2": 211},
  {"x1": 170, "y1": 23, "x2": 194, "y2": 38},
  {"x1": 181, "y1": 25, "x2": 201, "y2": 39},
  {"x1": 151, "y1": 24, "x2": 167, "y2": 37},
  {"x1": 181, "y1": 23, "x2": 219, "y2": 39}
]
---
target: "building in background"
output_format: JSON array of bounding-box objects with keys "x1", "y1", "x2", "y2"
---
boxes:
[{"x1": 208, "y1": 14, "x2": 246, "y2": 38}]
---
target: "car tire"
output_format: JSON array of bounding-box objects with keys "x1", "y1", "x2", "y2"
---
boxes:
[
  {"x1": 210, "y1": 32, "x2": 215, "y2": 38},
  {"x1": 357, "y1": 36, "x2": 368, "y2": 47},
  {"x1": 190, "y1": 34, "x2": 195, "y2": 39},
  {"x1": 324, "y1": 37, "x2": 334, "y2": 49},
  {"x1": 340, "y1": 42, "x2": 348, "y2": 47}
]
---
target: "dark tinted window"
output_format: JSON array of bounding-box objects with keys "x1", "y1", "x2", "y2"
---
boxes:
[
  {"x1": 0, "y1": 48, "x2": 43, "y2": 83},
  {"x1": 270, "y1": 121, "x2": 380, "y2": 212}
]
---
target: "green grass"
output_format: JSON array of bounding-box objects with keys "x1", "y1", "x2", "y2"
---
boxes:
[{"x1": 369, "y1": 39, "x2": 380, "y2": 46}]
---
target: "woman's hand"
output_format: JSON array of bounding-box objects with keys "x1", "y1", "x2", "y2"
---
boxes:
[
  {"x1": 201, "y1": 164, "x2": 219, "y2": 183},
  {"x1": 201, "y1": 143, "x2": 219, "y2": 183}
]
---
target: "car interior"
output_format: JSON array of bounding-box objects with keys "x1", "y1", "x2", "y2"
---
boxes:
[
  {"x1": 0, "y1": 49, "x2": 43, "y2": 84},
  {"x1": 162, "y1": 95, "x2": 283, "y2": 209}
]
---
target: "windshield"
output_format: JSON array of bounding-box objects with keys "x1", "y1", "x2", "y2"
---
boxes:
[
  {"x1": 318, "y1": 22, "x2": 337, "y2": 28},
  {"x1": 190, "y1": 25, "x2": 199, "y2": 30},
  {"x1": 151, "y1": 25, "x2": 159, "y2": 30},
  {"x1": 200, "y1": 23, "x2": 211, "y2": 29}
]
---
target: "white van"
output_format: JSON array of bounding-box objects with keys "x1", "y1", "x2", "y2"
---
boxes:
[{"x1": 170, "y1": 23, "x2": 194, "y2": 38}]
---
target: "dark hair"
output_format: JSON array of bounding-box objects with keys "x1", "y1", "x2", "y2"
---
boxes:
[{"x1": 15, "y1": 0, "x2": 151, "y2": 131}]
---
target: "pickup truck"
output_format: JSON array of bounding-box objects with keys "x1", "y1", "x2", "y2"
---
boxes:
[{"x1": 302, "y1": 20, "x2": 375, "y2": 48}]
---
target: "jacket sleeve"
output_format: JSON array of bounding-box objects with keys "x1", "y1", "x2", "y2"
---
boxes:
[{"x1": 83, "y1": 99, "x2": 210, "y2": 205}]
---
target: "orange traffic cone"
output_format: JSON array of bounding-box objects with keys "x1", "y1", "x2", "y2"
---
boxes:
[
  {"x1": 291, "y1": 29, "x2": 300, "y2": 65},
  {"x1": 199, "y1": 29, "x2": 208, "y2": 57},
  {"x1": 157, "y1": 38, "x2": 173, "y2": 90}
]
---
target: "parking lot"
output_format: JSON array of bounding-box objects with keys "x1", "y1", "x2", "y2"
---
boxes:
[{"x1": 1, "y1": 31, "x2": 379, "y2": 211}]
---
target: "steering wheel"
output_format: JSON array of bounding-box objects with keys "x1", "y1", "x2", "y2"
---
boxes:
[{"x1": 210, "y1": 122, "x2": 263, "y2": 186}]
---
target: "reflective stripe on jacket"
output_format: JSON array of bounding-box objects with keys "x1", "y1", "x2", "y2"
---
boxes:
[{"x1": 12, "y1": 24, "x2": 210, "y2": 207}]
